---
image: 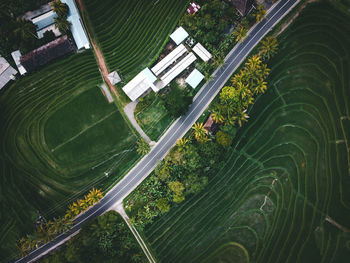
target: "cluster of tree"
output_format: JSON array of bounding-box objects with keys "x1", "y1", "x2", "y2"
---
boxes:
[
  {"x1": 126, "y1": 138, "x2": 227, "y2": 230},
  {"x1": 51, "y1": 0, "x2": 71, "y2": 35},
  {"x1": 16, "y1": 188, "x2": 103, "y2": 256},
  {"x1": 161, "y1": 83, "x2": 192, "y2": 118},
  {"x1": 179, "y1": 0, "x2": 239, "y2": 51},
  {"x1": 38, "y1": 211, "x2": 147, "y2": 263},
  {"x1": 211, "y1": 52, "x2": 274, "y2": 129},
  {"x1": 65, "y1": 188, "x2": 103, "y2": 219}
]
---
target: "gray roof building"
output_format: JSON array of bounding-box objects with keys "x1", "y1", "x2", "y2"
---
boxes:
[
  {"x1": 0, "y1": 57, "x2": 17, "y2": 90},
  {"x1": 228, "y1": 0, "x2": 254, "y2": 16}
]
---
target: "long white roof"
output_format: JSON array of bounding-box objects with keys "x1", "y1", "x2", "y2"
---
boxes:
[
  {"x1": 122, "y1": 68, "x2": 158, "y2": 101},
  {"x1": 170, "y1": 27, "x2": 189, "y2": 45},
  {"x1": 62, "y1": 0, "x2": 90, "y2": 49},
  {"x1": 160, "y1": 52, "x2": 196, "y2": 86},
  {"x1": 192, "y1": 43, "x2": 212, "y2": 62},
  {"x1": 11, "y1": 50, "x2": 27, "y2": 75},
  {"x1": 151, "y1": 44, "x2": 187, "y2": 76}
]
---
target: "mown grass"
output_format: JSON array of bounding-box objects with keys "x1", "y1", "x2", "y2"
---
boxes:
[
  {"x1": 0, "y1": 51, "x2": 138, "y2": 262},
  {"x1": 83, "y1": 0, "x2": 189, "y2": 81},
  {"x1": 135, "y1": 95, "x2": 173, "y2": 141},
  {"x1": 138, "y1": 2, "x2": 350, "y2": 262}
]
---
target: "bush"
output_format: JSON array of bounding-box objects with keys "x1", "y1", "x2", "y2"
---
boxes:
[
  {"x1": 162, "y1": 84, "x2": 192, "y2": 118},
  {"x1": 216, "y1": 131, "x2": 232, "y2": 147}
]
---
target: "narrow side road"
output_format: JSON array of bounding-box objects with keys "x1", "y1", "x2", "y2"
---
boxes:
[{"x1": 76, "y1": 0, "x2": 120, "y2": 100}]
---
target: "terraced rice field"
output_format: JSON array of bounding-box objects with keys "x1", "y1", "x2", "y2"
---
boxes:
[
  {"x1": 0, "y1": 51, "x2": 138, "y2": 261},
  {"x1": 83, "y1": 0, "x2": 189, "y2": 80},
  {"x1": 142, "y1": 2, "x2": 350, "y2": 262}
]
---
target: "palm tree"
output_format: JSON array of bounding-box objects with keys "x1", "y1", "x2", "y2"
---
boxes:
[
  {"x1": 54, "y1": 16, "x2": 71, "y2": 34},
  {"x1": 36, "y1": 224, "x2": 53, "y2": 244},
  {"x1": 211, "y1": 111, "x2": 224, "y2": 124},
  {"x1": 69, "y1": 201, "x2": 84, "y2": 216},
  {"x1": 192, "y1": 122, "x2": 208, "y2": 142},
  {"x1": 86, "y1": 188, "x2": 103, "y2": 205},
  {"x1": 234, "y1": 109, "x2": 250, "y2": 127},
  {"x1": 136, "y1": 138, "x2": 150, "y2": 155},
  {"x1": 259, "y1": 36, "x2": 278, "y2": 60},
  {"x1": 232, "y1": 25, "x2": 248, "y2": 43},
  {"x1": 176, "y1": 138, "x2": 189, "y2": 151},
  {"x1": 51, "y1": 0, "x2": 69, "y2": 17},
  {"x1": 253, "y1": 5, "x2": 266, "y2": 22},
  {"x1": 79, "y1": 199, "x2": 90, "y2": 210},
  {"x1": 254, "y1": 78, "x2": 268, "y2": 94},
  {"x1": 65, "y1": 208, "x2": 75, "y2": 220},
  {"x1": 204, "y1": 71, "x2": 213, "y2": 82},
  {"x1": 14, "y1": 18, "x2": 38, "y2": 40}
]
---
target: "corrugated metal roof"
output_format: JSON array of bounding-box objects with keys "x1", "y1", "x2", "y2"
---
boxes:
[
  {"x1": 185, "y1": 69, "x2": 204, "y2": 89},
  {"x1": 62, "y1": 0, "x2": 90, "y2": 49}
]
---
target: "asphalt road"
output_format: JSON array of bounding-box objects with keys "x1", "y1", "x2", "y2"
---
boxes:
[{"x1": 15, "y1": 0, "x2": 299, "y2": 261}]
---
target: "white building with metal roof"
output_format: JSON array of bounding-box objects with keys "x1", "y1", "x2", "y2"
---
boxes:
[
  {"x1": 185, "y1": 69, "x2": 204, "y2": 89},
  {"x1": 62, "y1": 0, "x2": 90, "y2": 50},
  {"x1": 170, "y1": 27, "x2": 189, "y2": 45},
  {"x1": 11, "y1": 50, "x2": 27, "y2": 75},
  {"x1": 122, "y1": 68, "x2": 158, "y2": 101},
  {"x1": 192, "y1": 42, "x2": 212, "y2": 62},
  {"x1": 0, "y1": 57, "x2": 17, "y2": 90},
  {"x1": 158, "y1": 52, "x2": 197, "y2": 88},
  {"x1": 151, "y1": 44, "x2": 187, "y2": 76}
]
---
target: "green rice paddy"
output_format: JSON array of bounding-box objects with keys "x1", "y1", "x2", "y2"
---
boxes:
[
  {"x1": 0, "y1": 51, "x2": 138, "y2": 261},
  {"x1": 83, "y1": 0, "x2": 189, "y2": 80},
  {"x1": 141, "y1": 2, "x2": 350, "y2": 262}
]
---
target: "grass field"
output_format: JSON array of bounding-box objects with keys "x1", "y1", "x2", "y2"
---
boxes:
[
  {"x1": 139, "y1": 2, "x2": 350, "y2": 262},
  {"x1": 0, "y1": 51, "x2": 138, "y2": 262},
  {"x1": 135, "y1": 95, "x2": 173, "y2": 141},
  {"x1": 83, "y1": 0, "x2": 189, "y2": 80}
]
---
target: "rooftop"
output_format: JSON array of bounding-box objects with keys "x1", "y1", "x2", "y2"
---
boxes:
[
  {"x1": 62, "y1": 0, "x2": 90, "y2": 49},
  {"x1": 0, "y1": 57, "x2": 17, "y2": 90},
  {"x1": 11, "y1": 50, "x2": 27, "y2": 75},
  {"x1": 185, "y1": 69, "x2": 204, "y2": 89},
  {"x1": 170, "y1": 27, "x2": 189, "y2": 45},
  {"x1": 20, "y1": 35, "x2": 75, "y2": 73},
  {"x1": 192, "y1": 43, "x2": 212, "y2": 62},
  {"x1": 151, "y1": 44, "x2": 187, "y2": 76},
  {"x1": 122, "y1": 68, "x2": 158, "y2": 101}
]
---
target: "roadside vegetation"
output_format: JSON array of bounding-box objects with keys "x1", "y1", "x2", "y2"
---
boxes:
[
  {"x1": 38, "y1": 211, "x2": 147, "y2": 263},
  {"x1": 127, "y1": 1, "x2": 350, "y2": 262},
  {"x1": 17, "y1": 188, "x2": 103, "y2": 257}
]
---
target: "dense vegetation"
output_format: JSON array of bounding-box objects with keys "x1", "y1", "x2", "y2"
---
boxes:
[
  {"x1": 0, "y1": 0, "x2": 51, "y2": 60},
  {"x1": 38, "y1": 211, "x2": 147, "y2": 263},
  {"x1": 82, "y1": 0, "x2": 189, "y2": 80},
  {"x1": 128, "y1": 1, "x2": 350, "y2": 262},
  {"x1": 0, "y1": 51, "x2": 139, "y2": 262}
]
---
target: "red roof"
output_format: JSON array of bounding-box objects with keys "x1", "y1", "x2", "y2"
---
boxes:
[{"x1": 187, "y1": 2, "x2": 200, "y2": 15}]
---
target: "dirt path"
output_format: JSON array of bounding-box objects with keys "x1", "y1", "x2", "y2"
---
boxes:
[
  {"x1": 274, "y1": 0, "x2": 319, "y2": 37},
  {"x1": 76, "y1": 0, "x2": 120, "y2": 100},
  {"x1": 111, "y1": 203, "x2": 157, "y2": 263}
]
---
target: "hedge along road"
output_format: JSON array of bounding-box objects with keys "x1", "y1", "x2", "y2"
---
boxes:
[{"x1": 15, "y1": 0, "x2": 299, "y2": 262}]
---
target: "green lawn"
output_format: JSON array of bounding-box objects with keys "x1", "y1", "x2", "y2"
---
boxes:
[
  {"x1": 0, "y1": 51, "x2": 138, "y2": 262},
  {"x1": 134, "y1": 2, "x2": 350, "y2": 262},
  {"x1": 83, "y1": 0, "x2": 189, "y2": 81},
  {"x1": 135, "y1": 94, "x2": 173, "y2": 141}
]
